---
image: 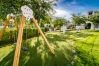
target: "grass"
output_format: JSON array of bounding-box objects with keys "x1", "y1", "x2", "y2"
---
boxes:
[{"x1": 0, "y1": 30, "x2": 99, "y2": 66}]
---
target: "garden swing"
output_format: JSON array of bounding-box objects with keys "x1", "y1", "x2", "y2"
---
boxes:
[
  {"x1": 0, "y1": 5, "x2": 55, "y2": 66},
  {"x1": 13, "y1": 5, "x2": 55, "y2": 66},
  {"x1": 0, "y1": 13, "x2": 17, "y2": 44},
  {"x1": 0, "y1": 15, "x2": 11, "y2": 40},
  {"x1": 8, "y1": 14, "x2": 17, "y2": 43}
]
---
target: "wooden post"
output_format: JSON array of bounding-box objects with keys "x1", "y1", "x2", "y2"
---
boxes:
[
  {"x1": 0, "y1": 16, "x2": 11, "y2": 39},
  {"x1": 13, "y1": 15, "x2": 25, "y2": 66},
  {"x1": 32, "y1": 17, "x2": 54, "y2": 54}
]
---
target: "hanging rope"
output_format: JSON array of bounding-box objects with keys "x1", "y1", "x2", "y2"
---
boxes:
[{"x1": 22, "y1": 20, "x2": 28, "y2": 51}]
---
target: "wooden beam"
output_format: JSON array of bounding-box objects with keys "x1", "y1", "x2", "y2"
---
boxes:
[
  {"x1": 13, "y1": 15, "x2": 25, "y2": 66},
  {"x1": 32, "y1": 17, "x2": 54, "y2": 54},
  {"x1": 0, "y1": 16, "x2": 11, "y2": 39}
]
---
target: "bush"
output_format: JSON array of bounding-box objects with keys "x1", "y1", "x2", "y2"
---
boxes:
[{"x1": 0, "y1": 28, "x2": 45, "y2": 44}]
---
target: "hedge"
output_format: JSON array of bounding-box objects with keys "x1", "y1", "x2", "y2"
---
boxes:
[{"x1": 0, "y1": 28, "x2": 45, "y2": 44}]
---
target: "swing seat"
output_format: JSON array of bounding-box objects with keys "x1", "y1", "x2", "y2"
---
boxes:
[{"x1": 22, "y1": 47, "x2": 28, "y2": 51}]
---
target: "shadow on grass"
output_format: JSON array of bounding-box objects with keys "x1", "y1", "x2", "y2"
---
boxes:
[
  {"x1": 0, "y1": 40, "x2": 15, "y2": 48},
  {"x1": 46, "y1": 34, "x2": 68, "y2": 46},
  {"x1": 0, "y1": 50, "x2": 14, "y2": 66},
  {"x1": 19, "y1": 38, "x2": 73, "y2": 66},
  {"x1": 0, "y1": 37, "x2": 74, "y2": 66},
  {"x1": 1, "y1": 31, "x2": 98, "y2": 66}
]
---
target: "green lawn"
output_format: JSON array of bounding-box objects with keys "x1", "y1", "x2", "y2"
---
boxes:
[{"x1": 0, "y1": 30, "x2": 99, "y2": 66}]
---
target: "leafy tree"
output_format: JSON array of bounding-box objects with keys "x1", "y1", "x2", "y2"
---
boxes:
[
  {"x1": 0, "y1": 0, "x2": 57, "y2": 21},
  {"x1": 53, "y1": 18, "x2": 67, "y2": 29},
  {"x1": 40, "y1": 15, "x2": 52, "y2": 27},
  {"x1": 72, "y1": 14, "x2": 86, "y2": 25},
  {"x1": 88, "y1": 11, "x2": 99, "y2": 24},
  {"x1": 0, "y1": 0, "x2": 28, "y2": 19}
]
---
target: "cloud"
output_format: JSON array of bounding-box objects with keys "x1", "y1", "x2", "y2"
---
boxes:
[
  {"x1": 53, "y1": 8, "x2": 72, "y2": 20},
  {"x1": 44, "y1": 0, "x2": 57, "y2": 3},
  {"x1": 56, "y1": 0, "x2": 89, "y2": 14}
]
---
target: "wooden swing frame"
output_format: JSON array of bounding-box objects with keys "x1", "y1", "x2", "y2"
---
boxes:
[
  {"x1": 0, "y1": 16, "x2": 11, "y2": 39},
  {"x1": 0, "y1": 15, "x2": 54, "y2": 66}
]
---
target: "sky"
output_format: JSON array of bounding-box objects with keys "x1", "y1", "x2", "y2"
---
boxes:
[{"x1": 54, "y1": 0, "x2": 99, "y2": 20}]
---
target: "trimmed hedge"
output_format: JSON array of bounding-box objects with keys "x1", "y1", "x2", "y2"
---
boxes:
[{"x1": 0, "y1": 28, "x2": 45, "y2": 44}]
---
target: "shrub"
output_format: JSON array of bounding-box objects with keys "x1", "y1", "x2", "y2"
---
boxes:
[{"x1": 0, "y1": 28, "x2": 45, "y2": 44}]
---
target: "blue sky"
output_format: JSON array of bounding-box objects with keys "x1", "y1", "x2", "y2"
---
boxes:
[
  {"x1": 57, "y1": 0, "x2": 99, "y2": 13},
  {"x1": 54, "y1": 0, "x2": 99, "y2": 20}
]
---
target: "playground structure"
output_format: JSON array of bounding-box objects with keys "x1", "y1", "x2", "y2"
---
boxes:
[{"x1": 0, "y1": 5, "x2": 54, "y2": 66}]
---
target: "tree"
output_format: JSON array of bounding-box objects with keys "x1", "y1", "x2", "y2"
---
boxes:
[
  {"x1": 72, "y1": 14, "x2": 86, "y2": 25},
  {"x1": 0, "y1": 0, "x2": 57, "y2": 21},
  {"x1": 40, "y1": 15, "x2": 52, "y2": 27},
  {"x1": 88, "y1": 11, "x2": 99, "y2": 29},
  {"x1": 53, "y1": 18, "x2": 67, "y2": 29},
  {"x1": 88, "y1": 11, "x2": 99, "y2": 24}
]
